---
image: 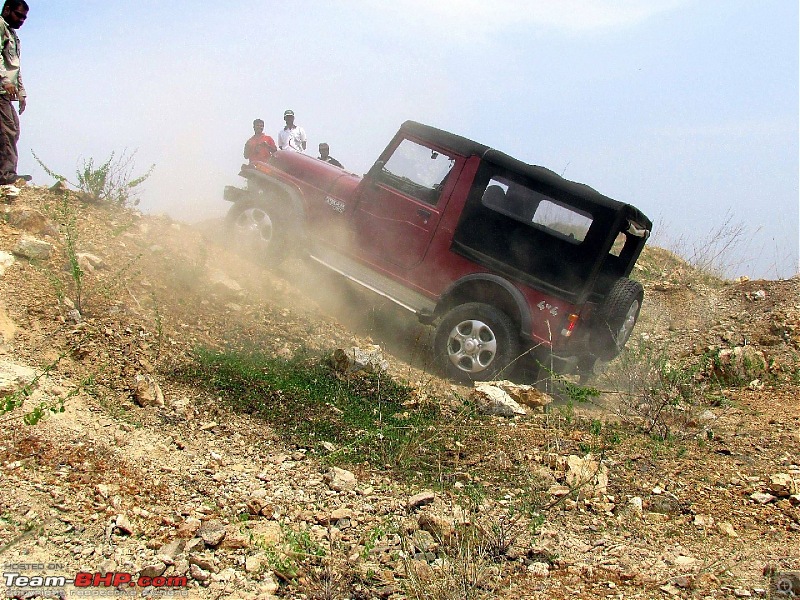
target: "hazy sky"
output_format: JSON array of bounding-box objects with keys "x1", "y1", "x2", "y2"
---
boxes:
[{"x1": 16, "y1": 1, "x2": 799, "y2": 279}]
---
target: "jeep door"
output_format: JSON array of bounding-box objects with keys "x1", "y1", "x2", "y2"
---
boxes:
[{"x1": 352, "y1": 138, "x2": 457, "y2": 269}]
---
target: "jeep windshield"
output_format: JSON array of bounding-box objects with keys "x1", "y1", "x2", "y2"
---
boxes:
[{"x1": 376, "y1": 138, "x2": 456, "y2": 205}]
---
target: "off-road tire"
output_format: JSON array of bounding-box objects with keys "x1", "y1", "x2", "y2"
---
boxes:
[
  {"x1": 225, "y1": 194, "x2": 294, "y2": 265},
  {"x1": 434, "y1": 302, "x2": 520, "y2": 383},
  {"x1": 592, "y1": 277, "x2": 644, "y2": 360}
]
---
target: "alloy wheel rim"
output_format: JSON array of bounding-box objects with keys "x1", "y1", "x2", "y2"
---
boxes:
[{"x1": 446, "y1": 318, "x2": 498, "y2": 374}]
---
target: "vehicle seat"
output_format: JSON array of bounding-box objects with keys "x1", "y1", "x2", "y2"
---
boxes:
[
  {"x1": 505, "y1": 185, "x2": 536, "y2": 221},
  {"x1": 481, "y1": 185, "x2": 506, "y2": 209}
]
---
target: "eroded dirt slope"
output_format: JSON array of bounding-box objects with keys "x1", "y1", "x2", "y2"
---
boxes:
[{"x1": 0, "y1": 185, "x2": 798, "y2": 600}]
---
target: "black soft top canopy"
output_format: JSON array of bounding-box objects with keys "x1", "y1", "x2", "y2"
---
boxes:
[{"x1": 400, "y1": 120, "x2": 652, "y2": 231}]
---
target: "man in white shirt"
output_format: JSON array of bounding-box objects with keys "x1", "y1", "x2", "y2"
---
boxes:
[{"x1": 277, "y1": 109, "x2": 307, "y2": 153}]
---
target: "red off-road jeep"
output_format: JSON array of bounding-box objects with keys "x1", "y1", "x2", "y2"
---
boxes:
[{"x1": 223, "y1": 121, "x2": 652, "y2": 382}]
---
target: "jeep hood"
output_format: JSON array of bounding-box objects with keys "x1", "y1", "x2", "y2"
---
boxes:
[{"x1": 268, "y1": 149, "x2": 362, "y2": 196}]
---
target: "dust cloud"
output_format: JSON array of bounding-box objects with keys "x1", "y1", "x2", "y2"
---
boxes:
[{"x1": 196, "y1": 218, "x2": 438, "y2": 378}]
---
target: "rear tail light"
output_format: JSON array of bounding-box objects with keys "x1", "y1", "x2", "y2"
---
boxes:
[{"x1": 561, "y1": 313, "x2": 580, "y2": 337}]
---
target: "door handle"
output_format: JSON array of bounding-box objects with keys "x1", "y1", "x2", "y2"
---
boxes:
[{"x1": 417, "y1": 208, "x2": 432, "y2": 220}]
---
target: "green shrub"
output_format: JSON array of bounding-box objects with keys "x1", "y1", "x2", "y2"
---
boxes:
[
  {"x1": 33, "y1": 149, "x2": 154, "y2": 207},
  {"x1": 599, "y1": 338, "x2": 702, "y2": 438}
]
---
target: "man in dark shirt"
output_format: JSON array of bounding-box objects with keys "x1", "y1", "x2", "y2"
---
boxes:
[
  {"x1": 243, "y1": 119, "x2": 277, "y2": 164},
  {"x1": 318, "y1": 143, "x2": 343, "y2": 168}
]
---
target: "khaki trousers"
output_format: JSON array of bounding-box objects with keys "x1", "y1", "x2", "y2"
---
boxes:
[{"x1": 0, "y1": 97, "x2": 19, "y2": 185}]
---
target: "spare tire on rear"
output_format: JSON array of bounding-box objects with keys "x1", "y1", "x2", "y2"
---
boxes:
[{"x1": 591, "y1": 278, "x2": 644, "y2": 360}]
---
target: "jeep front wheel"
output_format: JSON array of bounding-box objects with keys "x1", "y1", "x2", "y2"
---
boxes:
[
  {"x1": 225, "y1": 195, "x2": 292, "y2": 264},
  {"x1": 434, "y1": 303, "x2": 519, "y2": 382},
  {"x1": 592, "y1": 277, "x2": 644, "y2": 360}
]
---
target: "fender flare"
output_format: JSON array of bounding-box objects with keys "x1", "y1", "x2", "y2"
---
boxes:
[
  {"x1": 239, "y1": 166, "x2": 307, "y2": 222},
  {"x1": 436, "y1": 273, "x2": 533, "y2": 340}
]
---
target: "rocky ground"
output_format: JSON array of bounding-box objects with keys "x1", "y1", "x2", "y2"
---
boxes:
[{"x1": 0, "y1": 185, "x2": 798, "y2": 600}]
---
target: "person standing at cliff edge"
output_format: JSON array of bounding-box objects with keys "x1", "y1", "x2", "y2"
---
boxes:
[{"x1": 0, "y1": 0, "x2": 28, "y2": 200}]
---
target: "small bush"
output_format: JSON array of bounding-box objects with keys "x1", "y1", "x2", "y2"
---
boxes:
[
  {"x1": 33, "y1": 149, "x2": 154, "y2": 207},
  {"x1": 644, "y1": 211, "x2": 752, "y2": 281},
  {"x1": 403, "y1": 535, "x2": 497, "y2": 600},
  {"x1": 599, "y1": 339, "x2": 701, "y2": 438},
  {"x1": 52, "y1": 193, "x2": 84, "y2": 313},
  {"x1": 401, "y1": 504, "x2": 544, "y2": 600}
]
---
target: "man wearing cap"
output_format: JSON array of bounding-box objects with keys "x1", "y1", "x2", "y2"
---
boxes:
[
  {"x1": 243, "y1": 119, "x2": 277, "y2": 164},
  {"x1": 278, "y1": 109, "x2": 307, "y2": 153}
]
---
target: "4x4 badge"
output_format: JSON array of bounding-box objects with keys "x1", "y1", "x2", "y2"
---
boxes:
[{"x1": 537, "y1": 301, "x2": 559, "y2": 316}]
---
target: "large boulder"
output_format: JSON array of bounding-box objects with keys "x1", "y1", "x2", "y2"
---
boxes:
[
  {"x1": 471, "y1": 382, "x2": 526, "y2": 417},
  {"x1": 331, "y1": 345, "x2": 389, "y2": 374},
  {"x1": 488, "y1": 379, "x2": 553, "y2": 410},
  {"x1": 713, "y1": 346, "x2": 767, "y2": 382},
  {"x1": 13, "y1": 235, "x2": 53, "y2": 261},
  {"x1": 6, "y1": 207, "x2": 58, "y2": 236}
]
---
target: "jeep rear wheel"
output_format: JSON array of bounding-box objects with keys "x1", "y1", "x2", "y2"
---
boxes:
[
  {"x1": 434, "y1": 303, "x2": 519, "y2": 382},
  {"x1": 592, "y1": 278, "x2": 644, "y2": 360},
  {"x1": 226, "y1": 195, "x2": 292, "y2": 264}
]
